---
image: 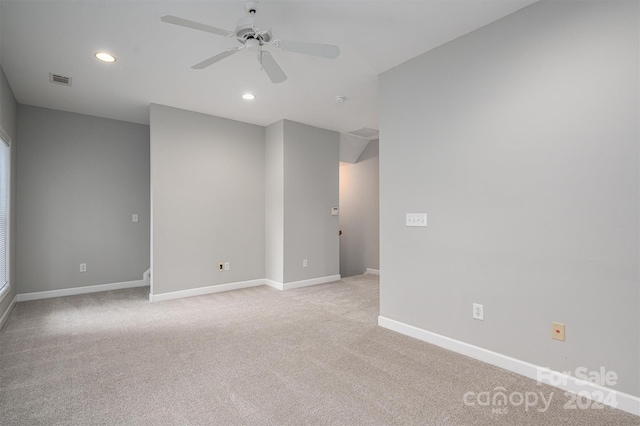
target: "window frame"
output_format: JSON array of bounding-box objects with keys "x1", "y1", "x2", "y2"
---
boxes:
[{"x1": 0, "y1": 126, "x2": 11, "y2": 304}]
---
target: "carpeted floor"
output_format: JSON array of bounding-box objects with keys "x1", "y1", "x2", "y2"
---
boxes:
[{"x1": 0, "y1": 274, "x2": 638, "y2": 425}]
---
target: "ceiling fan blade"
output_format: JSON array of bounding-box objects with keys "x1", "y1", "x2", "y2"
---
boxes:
[
  {"x1": 258, "y1": 51, "x2": 287, "y2": 84},
  {"x1": 161, "y1": 15, "x2": 232, "y2": 37},
  {"x1": 276, "y1": 39, "x2": 340, "y2": 59},
  {"x1": 192, "y1": 48, "x2": 240, "y2": 69}
]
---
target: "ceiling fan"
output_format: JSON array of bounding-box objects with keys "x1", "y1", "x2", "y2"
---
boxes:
[{"x1": 161, "y1": 1, "x2": 340, "y2": 84}]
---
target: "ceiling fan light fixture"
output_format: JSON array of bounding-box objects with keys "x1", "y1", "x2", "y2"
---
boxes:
[
  {"x1": 245, "y1": 38, "x2": 260, "y2": 52},
  {"x1": 94, "y1": 52, "x2": 116, "y2": 63},
  {"x1": 242, "y1": 93, "x2": 256, "y2": 100}
]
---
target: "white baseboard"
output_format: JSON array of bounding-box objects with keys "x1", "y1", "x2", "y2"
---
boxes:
[
  {"x1": 0, "y1": 295, "x2": 17, "y2": 330},
  {"x1": 149, "y1": 279, "x2": 264, "y2": 302},
  {"x1": 264, "y1": 275, "x2": 342, "y2": 291},
  {"x1": 151, "y1": 275, "x2": 341, "y2": 301},
  {"x1": 365, "y1": 268, "x2": 380, "y2": 275},
  {"x1": 282, "y1": 274, "x2": 341, "y2": 290},
  {"x1": 378, "y1": 316, "x2": 640, "y2": 417},
  {"x1": 17, "y1": 280, "x2": 148, "y2": 302},
  {"x1": 264, "y1": 279, "x2": 284, "y2": 290}
]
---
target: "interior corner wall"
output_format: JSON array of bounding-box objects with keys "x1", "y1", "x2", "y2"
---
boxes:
[
  {"x1": 16, "y1": 105, "x2": 150, "y2": 294},
  {"x1": 379, "y1": 0, "x2": 639, "y2": 397},
  {"x1": 150, "y1": 104, "x2": 265, "y2": 296},
  {"x1": 0, "y1": 65, "x2": 17, "y2": 324},
  {"x1": 283, "y1": 120, "x2": 339, "y2": 284},
  {"x1": 265, "y1": 120, "x2": 284, "y2": 283},
  {"x1": 339, "y1": 139, "x2": 379, "y2": 277}
]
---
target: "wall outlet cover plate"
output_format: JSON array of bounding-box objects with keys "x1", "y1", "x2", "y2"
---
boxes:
[{"x1": 552, "y1": 322, "x2": 565, "y2": 341}]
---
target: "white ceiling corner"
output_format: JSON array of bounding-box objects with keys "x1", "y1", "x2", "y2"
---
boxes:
[{"x1": 340, "y1": 133, "x2": 372, "y2": 163}]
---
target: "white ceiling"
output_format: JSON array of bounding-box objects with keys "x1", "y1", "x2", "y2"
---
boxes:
[{"x1": 0, "y1": 0, "x2": 536, "y2": 133}]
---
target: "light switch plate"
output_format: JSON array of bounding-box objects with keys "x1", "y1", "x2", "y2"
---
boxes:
[
  {"x1": 473, "y1": 303, "x2": 484, "y2": 320},
  {"x1": 406, "y1": 213, "x2": 427, "y2": 227}
]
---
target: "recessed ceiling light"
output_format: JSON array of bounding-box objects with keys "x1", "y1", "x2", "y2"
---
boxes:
[
  {"x1": 242, "y1": 93, "x2": 256, "y2": 100},
  {"x1": 94, "y1": 52, "x2": 116, "y2": 63}
]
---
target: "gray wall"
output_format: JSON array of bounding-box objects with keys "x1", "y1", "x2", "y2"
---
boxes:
[
  {"x1": 283, "y1": 120, "x2": 339, "y2": 283},
  {"x1": 16, "y1": 105, "x2": 150, "y2": 293},
  {"x1": 150, "y1": 104, "x2": 265, "y2": 296},
  {"x1": 265, "y1": 121, "x2": 284, "y2": 283},
  {"x1": 339, "y1": 139, "x2": 379, "y2": 278},
  {"x1": 379, "y1": 0, "x2": 639, "y2": 397},
  {"x1": 0, "y1": 65, "x2": 17, "y2": 323}
]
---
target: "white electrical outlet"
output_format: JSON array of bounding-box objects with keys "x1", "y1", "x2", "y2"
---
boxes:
[
  {"x1": 303, "y1": 259, "x2": 308, "y2": 267},
  {"x1": 224, "y1": 262, "x2": 230, "y2": 271},
  {"x1": 473, "y1": 303, "x2": 484, "y2": 320},
  {"x1": 80, "y1": 263, "x2": 87, "y2": 272},
  {"x1": 132, "y1": 214, "x2": 139, "y2": 223}
]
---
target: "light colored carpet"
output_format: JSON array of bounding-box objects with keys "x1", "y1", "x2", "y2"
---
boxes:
[{"x1": 0, "y1": 274, "x2": 638, "y2": 425}]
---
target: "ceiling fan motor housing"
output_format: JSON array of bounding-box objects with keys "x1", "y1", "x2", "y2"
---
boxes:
[{"x1": 235, "y1": 15, "x2": 271, "y2": 43}]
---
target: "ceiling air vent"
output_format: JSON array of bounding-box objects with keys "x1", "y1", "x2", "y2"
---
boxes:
[
  {"x1": 347, "y1": 127, "x2": 379, "y2": 140},
  {"x1": 49, "y1": 73, "x2": 72, "y2": 86}
]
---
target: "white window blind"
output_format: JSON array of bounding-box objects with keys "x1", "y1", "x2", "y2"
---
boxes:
[{"x1": 0, "y1": 134, "x2": 9, "y2": 297}]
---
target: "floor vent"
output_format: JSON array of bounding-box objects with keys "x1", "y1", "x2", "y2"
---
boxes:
[{"x1": 49, "y1": 73, "x2": 72, "y2": 86}]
